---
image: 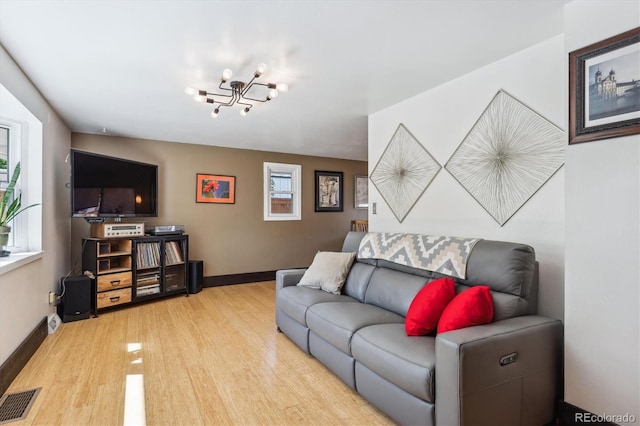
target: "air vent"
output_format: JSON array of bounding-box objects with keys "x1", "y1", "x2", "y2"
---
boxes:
[{"x1": 0, "y1": 388, "x2": 41, "y2": 424}]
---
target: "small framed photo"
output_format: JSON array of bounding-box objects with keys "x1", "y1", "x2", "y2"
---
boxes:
[
  {"x1": 315, "y1": 170, "x2": 343, "y2": 212},
  {"x1": 569, "y1": 27, "x2": 640, "y2": 144},
  {"x1": 196, "y1": 174, "x2": 235, "y2": 204},
  {"x1": 354, "y1": 175, "x2": 368, "y2": 209}
]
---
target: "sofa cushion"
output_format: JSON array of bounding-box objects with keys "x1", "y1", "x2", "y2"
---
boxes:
[
  {"x1": 456, "y1": 284, "x2": 528, "y2": 322},
  {"x1": 405, "y1": 277, "x2": 456, "y2": 336},
  {"x1": 277, "y1": 286, "x2": 357, "y2": 326},
  {"x1": 352, "y1": 323, "x2": 436, "y2": 403},
  {"x1": 306, "y1": 302, "x2": 404, "y2": 355},
  {"x1": 364, "y1": 267, "x2": 427, "y2": 316},
  {"x1": 437, "y1": 285, "x2": 494, "y2": 334},
  {"x1": 342, "y1": 262, "x2": 376, "y2": 302},
  {"x1": 463, "y1": 239, "x2": 535, "y2": 298},
  {"x1": 298, "y1": 251, "x2": 356, "y2": 294}
]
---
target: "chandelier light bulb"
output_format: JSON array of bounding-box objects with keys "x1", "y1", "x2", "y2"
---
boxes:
[
  {"x1": 268, "y1": 89, "x2": 279, "y2": 100},
  {"x1": 276, "y1": 83, "x2": 288, "y2": 93},
  {"x1": 240, "y1": 107, "x2": 250, "y2": 116},
  {"x1": 211, "y1": 108, "x2": 219, "y2": 118},
  {"x1": 184, "y1": 87, "x2": 195, "y2": 96},
  {"x1": 255, "y1": 63, "x2": 267, "y2": 77},
  {"x1": 222, "y1": 68, "x2": 233, "y2": 81},
  {"x1": 194, "y1": 94, "x2": 206, "y2": 102}
]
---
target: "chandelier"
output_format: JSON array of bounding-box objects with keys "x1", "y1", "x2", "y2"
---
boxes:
[{"x1": 185, "y1": 63, "x2": 288, "y2": 118}]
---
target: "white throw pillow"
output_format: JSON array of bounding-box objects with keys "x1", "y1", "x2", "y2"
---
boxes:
[{"x1": 297, "y1": 251, "x2": 356, "y2": 294}]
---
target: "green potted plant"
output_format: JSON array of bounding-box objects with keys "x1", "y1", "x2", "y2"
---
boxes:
[{"x1": 0, "y1": 162, "x2": 39, "y2": 256}]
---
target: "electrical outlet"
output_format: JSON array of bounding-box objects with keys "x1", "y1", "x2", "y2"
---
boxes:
[{"x1": 49, "y1": 292, "x2": 57, "y2": 305}]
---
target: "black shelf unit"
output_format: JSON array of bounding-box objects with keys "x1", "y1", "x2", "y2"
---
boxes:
[{"x1": 82, "y1": 234, "x2": 189, "y2": 315}]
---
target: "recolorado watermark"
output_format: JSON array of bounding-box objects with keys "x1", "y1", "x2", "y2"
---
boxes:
[{"x1": 575, "y1": 412, "x2": 637, "y2": 424}]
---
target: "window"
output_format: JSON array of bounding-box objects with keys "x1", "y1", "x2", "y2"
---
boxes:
[
  {"x1": 0, "y1": 126, "x2": 8, "y2": 183},
  {"x1": 0, "y1": 83, "x2": 42, "y2": 258},
  {"x1": 0, "y1": 125, "x2": 14, "y2": 246},
  {"x1": 264, "y1": 162, "x2": 301, "y2": 221}
]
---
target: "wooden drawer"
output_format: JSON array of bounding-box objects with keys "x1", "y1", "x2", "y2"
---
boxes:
[
  {"x1": 97, "y1": 288, "x2": 132, "y2": 309},
  {"x1": 97, "y1": 271, "x2": 132, "y2": 292}
]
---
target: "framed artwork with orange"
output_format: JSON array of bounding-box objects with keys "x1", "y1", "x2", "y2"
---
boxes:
[{"x1": 196, "y1": 174, "x2": 235, "y2": 204}]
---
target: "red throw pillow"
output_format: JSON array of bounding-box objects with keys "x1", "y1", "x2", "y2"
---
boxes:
[
  {"x1": 437, "y1": 286, "x2": 494, "y2": 334},
  {"x1": 405, "y1": 277, "x2": 456, "y2": 336}
]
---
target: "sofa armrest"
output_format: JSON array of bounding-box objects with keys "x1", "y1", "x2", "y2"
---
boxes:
[
  {"x1": 275, "y1": 269, "x2": 307, "y2": 291},
  {"x1": 435, "y1": 315, "x2": 563, "y2": 426}
]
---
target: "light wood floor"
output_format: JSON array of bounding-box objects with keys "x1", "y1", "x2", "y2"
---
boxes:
[{"x1": 7, "y1": 281, "x2": 393, "y2": 425}]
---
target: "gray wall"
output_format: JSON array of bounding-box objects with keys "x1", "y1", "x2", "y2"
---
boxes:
[
  {"x1": 564, "y1": 0, "x2": 639, "y2": 420},
  {"x1": 0, "y1": 44, "x2": 71, "y2": 364}
]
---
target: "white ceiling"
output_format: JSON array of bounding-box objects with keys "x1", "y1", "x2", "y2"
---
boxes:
[{"x1": 0, "y1": 0, "x2": 567, "y2": 161}]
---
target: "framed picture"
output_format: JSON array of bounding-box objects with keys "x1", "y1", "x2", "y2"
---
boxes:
[
  {"x1": 354, "y1": 175, "x2": 368, "y2": 209},
  {"x1": 569, "y1": 27, "x2": 640, "y2": 144},
  {"x1": 315, "y1": 170, "x2": 343, "y2": 212},
  {"x1": 196, "y1": 174, "x2": 235, "y2": 204}
]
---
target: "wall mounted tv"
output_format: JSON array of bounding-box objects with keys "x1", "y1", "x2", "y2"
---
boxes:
[{"x1": 70, "y1": 149, "x2": 158, "y2": 219}]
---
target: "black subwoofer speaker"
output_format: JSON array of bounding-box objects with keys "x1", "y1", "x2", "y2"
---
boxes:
[
  {"x1": 57, "y1": 275, "x2": 91, "y2": 322},
  {"x1": 188, "y1": 260, "x2": 203, "y2": 294}
]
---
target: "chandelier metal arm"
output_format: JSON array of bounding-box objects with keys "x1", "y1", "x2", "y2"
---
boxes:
[
  {"x1": 206, "y1": 91, "x2": 233, "y2": 99},
  {"x1": 242, "y1": 82, "x2": 272, "y2": 102},
  {"x1": 228, "y1": 91, "x2": 242, "y2": 107},
  {"x1": 242, "y1": 96, "x2": 268, "y2": 103},
  {"x1": 203, "y1": 85, "x2": 236, "y2": 108},
  {"x1": 250, "y1": 82, "x2": 273, "y2": 89},
  {"x1": 207, "y1": 93, "x2": 234, "y2": 104},
  {"x1": 219, "y1": 92, "x2": 238, "y2": 106},
  {"x1": 217, "y1": 80, "x2": 234, "y2": 94},
  {"x1": 236, "y1": 99, "x2": 253, "y2": 110},
  {"x1": 200, "y1": 81, "x2": 234, "y2": 107},
  {"x1": 205, "y1": 82, "x2": 234, "y2": 102},
  {"x1": 240, "y1": 75, "x2": 258, "y2": 96},
  {"x1": 215, "y1": 95, "x2": 236, "y2": 108}
]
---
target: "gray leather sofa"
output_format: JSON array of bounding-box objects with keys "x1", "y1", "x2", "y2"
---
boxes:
[{"x1": 275, "y1": 232, "x2": 562, "y2": 425}]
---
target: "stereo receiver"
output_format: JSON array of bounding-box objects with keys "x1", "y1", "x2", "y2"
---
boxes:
[
  {"x1": 90, "y1": 223, "x2": 145, "y2": 238},
  {"x1": 147, "y1": 225, "x2": 184, "y2": 236}
]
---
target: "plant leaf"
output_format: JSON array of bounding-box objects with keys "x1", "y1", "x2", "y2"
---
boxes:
[{"x1": 0, "y1": 162, "x2": 40, "y2": 227}]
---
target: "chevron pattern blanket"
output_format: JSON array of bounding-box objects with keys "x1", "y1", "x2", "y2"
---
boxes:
[{"x1": 357, "y1": 233, "x2": 480, "y2": 279}]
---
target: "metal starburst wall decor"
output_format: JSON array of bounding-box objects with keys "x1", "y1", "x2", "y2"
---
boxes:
[
  {"x1": 445, "y1": 90, "x2": 565, "y2": 226},
  {"x1": 370, "y1": 124, "x2": 441, "y2": 223}
]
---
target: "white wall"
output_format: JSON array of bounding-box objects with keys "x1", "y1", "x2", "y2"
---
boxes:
[
  {"x1": 369, "y1": 35, "x2": 565, "y2": 320},
  {"x1": 0, "y1": 44, "x2": 71, "y2": 365},
  {"x1": 564, "y1": 0, "x2": 639, "y2": 420}
]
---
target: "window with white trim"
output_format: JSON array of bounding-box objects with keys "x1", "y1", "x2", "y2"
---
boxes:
[
  {"x1": 0, "y1": 125, "x2": 15, "y2": 247},
  {"x1": 264, "y1": 162, "x2": 301, "y2": 221},
  {"x1": 0, "y1": 83, "x2": 42, "y2": 257},
  {"x1": 0, "y1": 126, "x2": 8, "y2": 181}
]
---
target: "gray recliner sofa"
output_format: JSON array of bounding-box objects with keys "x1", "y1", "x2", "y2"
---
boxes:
[{"x1": 275, "y1": 232, "x2": 562, "y2": 425}]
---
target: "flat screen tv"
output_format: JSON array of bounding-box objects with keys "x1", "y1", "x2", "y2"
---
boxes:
[{"x1": 70, "y1": 149, "x2": 158, "y2": 219}]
